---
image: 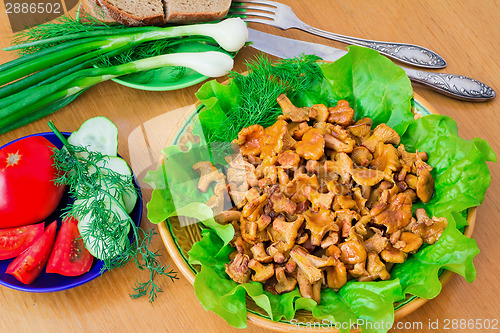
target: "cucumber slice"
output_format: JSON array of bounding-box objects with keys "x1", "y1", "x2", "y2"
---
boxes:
[
  {"x1": 90, "y1": 156, "x2": 137, "y2": 214},
  {"x1": 82, "y1": 223, "x2": 130, "y2": 260},
  {"x1": 101, "y1": 156, "x2": 132, "y2": 176},
  {"x1": 68, "y1": 116, "x2": 118, "y2": 156},
  {"x1": 76, "y1": 197, "x2": 131, "y2": 260},
  {"x1": 122, "y1": 189, "x2": 138, "y2": 214},
  {"x1": 102, "y1": 156, "x2": 137, "y2": 214},
  {"x1": 100, "y1": 180, "x2": 137, "y2": 215},
  {"x1": 88, "y1": 156, "x2": 131, "y2": 176}
]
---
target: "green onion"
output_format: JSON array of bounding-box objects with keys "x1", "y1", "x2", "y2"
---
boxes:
[
  {"x1": 0, "y1": 45, "x2": 132, "y2": 99},
  {"x1": 0, "y1": 51, "x2": 234, "y2": 135},
  {"x1": 0, "y1": 18, "x2": 248, "y2": 135},
  {"x1": 0, "y1": 90, "x2": 88, "y2": 135},
  {"x1": 4, "y1": 26, "x2": 160, "y2": 52}
]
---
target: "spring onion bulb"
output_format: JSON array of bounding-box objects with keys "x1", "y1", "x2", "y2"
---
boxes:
[
  {"x1": 182, "y1": 18, "x2": 248, "y2": 52},
  {"x1": 135, "y1": 51, "x2": 234, "y2": 77}
]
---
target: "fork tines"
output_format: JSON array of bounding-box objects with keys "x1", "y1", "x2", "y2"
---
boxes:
[
  {"x1": 229, "y1": 0, "x2": 279, "y2": 20},
  {"x1": 231, "y1": 0, "x2": 279, "y2": 7}
]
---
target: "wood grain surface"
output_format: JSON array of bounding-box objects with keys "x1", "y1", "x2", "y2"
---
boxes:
[{"x1": 0, "y1": 1, "x2": 498, "y2": 332}]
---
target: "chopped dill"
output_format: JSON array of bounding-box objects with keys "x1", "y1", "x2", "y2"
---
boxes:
[
  {"x1": 11, "y1": 16, "x2": 129, "y2": 55},
  {"x1": 203, "y1": 54, "x2": 323, "y2": 150}
]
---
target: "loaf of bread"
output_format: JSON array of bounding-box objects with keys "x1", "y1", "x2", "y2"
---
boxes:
[{"x1": 79, "y1": 0, "x2": 231, "y2": 26}]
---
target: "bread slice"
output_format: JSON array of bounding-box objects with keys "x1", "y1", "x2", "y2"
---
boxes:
[
  {"x1": 97, "y1": 0, "x2": 165, "y2": 26},
  {"x1": 164, "y1": 0, "x2": 231, "y2": 24},
  {"x1": 80, "y1": 0, "x2": 116, "y2": 24}
]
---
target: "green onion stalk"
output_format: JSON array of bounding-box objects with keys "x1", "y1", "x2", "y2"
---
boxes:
[{"x1": 0, "y1": 18, "x2": 248, "y2": 135}]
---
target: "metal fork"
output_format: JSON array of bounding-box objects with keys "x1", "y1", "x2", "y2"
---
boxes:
[{"x1": 230, "y1": 0, "x2": 447, "y2": 69}]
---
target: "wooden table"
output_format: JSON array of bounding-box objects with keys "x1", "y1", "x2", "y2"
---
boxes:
[{"x1": 0, "y1": 1, "x2": 498, "y2": 332}]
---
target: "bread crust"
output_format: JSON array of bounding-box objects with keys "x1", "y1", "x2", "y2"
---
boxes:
[
  {"x1": 97, "y1": 0, "x2": 165, "y2": 26},
  {"x1": 163, "y1": 0, "x2": 231, "y2": 24},
  {"x1": 165, "y1": 10, "x2": 229, "y2": 24}
]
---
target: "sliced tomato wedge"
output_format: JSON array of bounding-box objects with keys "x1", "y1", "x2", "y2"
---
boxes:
[
  {"x1": 0, "y1": 222, "x2": 44, "y2": 260},
  {"x1": 46, "y1": 216, "x2": 94, "y2": 276},
  {"x1": 6, "y1": 221, "x2": 57, "y2": 284}
]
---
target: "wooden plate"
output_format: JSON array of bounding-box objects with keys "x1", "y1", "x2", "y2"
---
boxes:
[{"x1": 157, "y1": 92, "x2": 477, "y2": 332}]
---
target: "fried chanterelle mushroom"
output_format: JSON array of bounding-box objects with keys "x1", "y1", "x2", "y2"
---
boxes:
[{"x1": 196, "y1": 95, "x2": 446, "y2": 303}]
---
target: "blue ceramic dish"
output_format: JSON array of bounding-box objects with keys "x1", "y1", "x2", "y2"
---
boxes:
[{"x1": 0, "y1": 132, "x2": 143, "y2": 293}]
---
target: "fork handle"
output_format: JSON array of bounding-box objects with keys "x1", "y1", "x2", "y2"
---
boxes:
[
  {"x1": 403, "y1": 67, "x2": 496, "y2": 101},
  {"x1": 299, "y1": 24, "x2": 447, "y2": 69}
]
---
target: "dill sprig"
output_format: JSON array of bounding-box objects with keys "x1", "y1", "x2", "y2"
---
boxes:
[
  {"x1": 129, "y1": 228, "x2": 178, "y2": 302},
  {"x1": 49, "y1": 121, "x2": 177, "y2": 302},
  {"x1": 11, "y1": 16, "x2": 128, "y2": 55},
  {"x1": 204, "y1": 54, "x2": 323, "y2": 149}
]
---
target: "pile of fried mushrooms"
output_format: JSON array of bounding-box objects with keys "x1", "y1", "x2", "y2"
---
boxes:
[{"x1": 192, "y1": 94, "x2": 448, "y2": 304}]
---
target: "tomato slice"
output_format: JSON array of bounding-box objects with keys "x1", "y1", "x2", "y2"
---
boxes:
[
  {"x1": 6, "y1": 221, "x2": 57, "y2": 284},
  {"x1": 0, "y1": 222, "x2": 44, "y2": 260},
  {"x1": 46, "y1": 216, "x2": 94, "y2": 276}
]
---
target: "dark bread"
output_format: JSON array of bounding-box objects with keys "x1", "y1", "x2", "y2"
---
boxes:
[{"x1": 164, "y1": 0, "x2": 232, "y2": 23}]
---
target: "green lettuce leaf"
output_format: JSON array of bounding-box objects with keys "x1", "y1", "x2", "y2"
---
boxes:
[
  {"x1": 144, "y1": 144, "x2": 213, "y2": 224},
  {"x1": 391, "y1": 212, "x2": 479, "y2": 299},
  {"x1": 320, "y1": 46, "x2": 414, "y2": 135},
  {"x1": 144, "y1": 143, "x2": 234, "y2": 244},
  {"x1": 194, "y1": 79, "x2": 241, "y2": 135},
  {"x1": 401, "y1": 114, "x2": 496, "y2": 226}
]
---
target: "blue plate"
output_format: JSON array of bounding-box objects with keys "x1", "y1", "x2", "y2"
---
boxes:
[{"x1": 0, "y1": 132, "x2": 143, "y2": 293}]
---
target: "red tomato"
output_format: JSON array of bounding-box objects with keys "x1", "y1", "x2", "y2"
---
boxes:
[
  {"x1": 0, "y1": 136, "x2": 65, "y2": 228},
  {"x1": 0, "y1": 222, "x2": 44, "y2": 260},
  {"x1": 46, "y1": 216, "x2": 94, "y2": 276},
  {"x1": 6, "y1": 221, "x2": 57, "y2": 284}
]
